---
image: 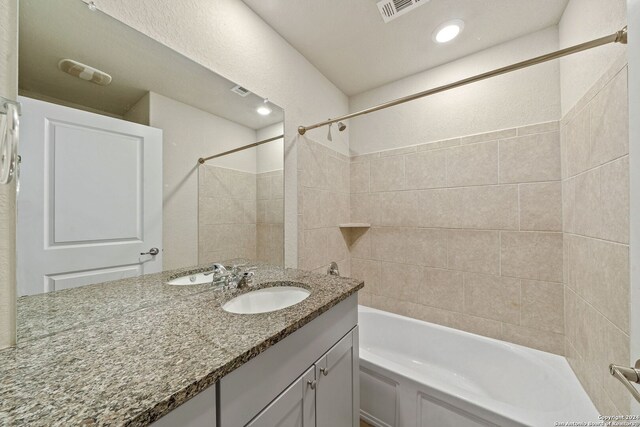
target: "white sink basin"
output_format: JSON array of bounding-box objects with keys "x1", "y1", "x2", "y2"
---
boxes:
[
  {"x1": 167, "y1": 273, "x2": 213, "y2": 286},
  {"x1": 223, "y1": 286, "x2": 310, "y2": 314}
]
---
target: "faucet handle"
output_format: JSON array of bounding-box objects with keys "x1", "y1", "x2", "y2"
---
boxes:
[
  {"x1": 240, "y1": 271, "x2": 255, "y2": 288},
  {"x1": 211, "y1": 263, "x2": 227, "y2": 274},
  {"x1": 231, "y1": 264, "x2": 256, "y2": 274}
]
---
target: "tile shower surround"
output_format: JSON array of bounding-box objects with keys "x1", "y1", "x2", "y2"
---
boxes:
[
  {"x1": 562, "y1": 58, "x2": 630, "y2": 414},
  {"x1": 351, "y1": 56, "x2": 630, "y2": 415},
  {"x1": 297, "y1": 138, "x2": 351, "y2": 276},
  {"x1": 198, "y1": 165, "x2": 284, "y2": 266},
  {"x1": 352, "y1": 122, "x2": 565, "y2": 355},
  {"x1": 195, "y1": 58, "x2": 629, "y2": 415},
  {"x1": 257, "y1": 170, "x2": 284, "y2": 266}
]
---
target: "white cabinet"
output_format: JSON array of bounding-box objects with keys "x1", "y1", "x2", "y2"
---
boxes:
[
  {"x1": 247, "y1": 367, "x2": 316, "y2": 427},
  {"x1": 220, "y1": 294, "x2": 358, "y2": 427},
  {"x1": 250, "y1": 326, "x2": 359, "y2": 427},
  {"x1": 150, "y1": 384, "x2": 216, "y2": 427},
  {"x1": 316, "y1": 328, "x2": 359, "y2": 427},
  {"x1": 154, "y1": 294, "x2": 359, "y2": 427}
]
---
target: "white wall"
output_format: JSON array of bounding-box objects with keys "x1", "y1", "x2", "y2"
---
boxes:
[
  {"x1": 349, "y1": 27, "x2": 560, "y2": 155},
  {"x1": 628, "y1": 0, "x2": 640, "y2": 414},
  {"x1": 256, "y1": 122, "x2": 283, "y2": 173},
  {"x1": 123, "y1": 92, "x2": 150, "y2": 125},
  {"x1": 559, "y1": 0, "x2": 627, "y2": 114},
  {"x1": 0, "y1": 0, "x2": 18, "y2": 349},
  {"x1": 148, "y1": 92, "x2": 257, "y2": 270},
  {"x1": 84, "y1": 0, "x2": 351, "y2": 268},
  {"x1": 151, "y1": 93, "x2": 257, "y2": 174}
]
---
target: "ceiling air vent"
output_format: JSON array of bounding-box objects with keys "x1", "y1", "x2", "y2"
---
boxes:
[
  {"x1": 231, "y1": 85, "x2": 251, "y2": 97},
  {"x1": 376, "y1": 0, "x2": 428, "y2": 23}
]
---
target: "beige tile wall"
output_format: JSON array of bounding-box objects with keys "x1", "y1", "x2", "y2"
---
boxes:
[
  {"x1": 197, "y1": 166, "x2": 285, "y2": 267},
  {"x1": 562, "y1": 58, "x2": 630, "y2": 414},
  {"x1": 351, "y1": 121, "x2": 566, "y2": 354},
  {"x1": 198, "y1": 165, "x2": 257, "y2": 263},
  {"x1": 298, "y1": 138, "x2": 350, "y2": 275},
  {"x1": 256, "y1": 170, "x2": 284, "y2": 266}
]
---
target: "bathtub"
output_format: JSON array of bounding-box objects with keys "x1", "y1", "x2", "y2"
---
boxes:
[{"x1": 358, "y1": 306, "x2": 599, "y2": 427}]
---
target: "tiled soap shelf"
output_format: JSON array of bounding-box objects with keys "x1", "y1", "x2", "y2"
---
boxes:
[{"x1": 339, "y1": 223, "x2": 371, "y2": 228}]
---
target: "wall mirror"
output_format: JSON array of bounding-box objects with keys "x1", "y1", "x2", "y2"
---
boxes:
[{"x1": 16, "y1": 0, "x2": 284, "y2": 341}]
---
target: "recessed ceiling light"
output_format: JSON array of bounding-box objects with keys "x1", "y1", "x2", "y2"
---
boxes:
[
  {"x1": 433, "y1": 19, "x2": 465, "y2": 44},
  {"x1": 257, "y1": 106, "x2": 271, "y2": 116}
]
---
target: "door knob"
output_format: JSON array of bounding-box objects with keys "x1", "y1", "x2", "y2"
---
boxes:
[{"x1": 140, "y1": 247, "x2": 160, "y2": 256}]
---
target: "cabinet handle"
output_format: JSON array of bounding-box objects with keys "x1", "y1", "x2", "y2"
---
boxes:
[
  {"x1": 320, "y1": 367, "x2": 329, "y2": 376},
  {"x1": 307, "y1": 380, "x2": 316, "y2": 390}
]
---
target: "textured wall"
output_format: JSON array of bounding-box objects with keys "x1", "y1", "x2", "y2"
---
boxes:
[
  {"x1": 349, "y1": 27, "x2": 560, "y2": 155},
  {"x1": 352, "y1": 121, "x2": 564, "y2": 354},
  {"x1": 0, "y1": 0, "x2": 18, "y2": 349},
  {"x1": 84, "y1": 0, "x2": 350, "y2": 270},
  {"x1": 559, "y1": 0, "x2": 627, "y2": 115},
  {"x1": 563, "y1": 57, "x2": 630, "y2": 414}
]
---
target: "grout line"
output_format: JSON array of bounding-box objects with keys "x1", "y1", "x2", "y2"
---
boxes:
[
  {"x1": 518, "y1": 279, "x2": 522, "y2": 327},
  {"x1": 461, "y1": 272, "x2": 466, "y2": 315},
  {"x1": 563, "y1": 231, "x2": 630, "y2": 247},
  {"x1": 363, "y1": 225, "x2": 561, "y2": 234},
  {"x1": 349, "y1": 123, "x2": 559, "y2": 160},
  {"x1": 517, "y1": 184, "x2": 521, "y2": 231},
  {"x1": 348, "y1": 255, "x2": 563, "y2": 284},
  {"x1": 497, "y1": 138, "x2": 501, "y2": 184},
  {"x1": 499, "y1": 231, "x2": 502, "y2": 276},
  {"x1": 564, "y1": 152, "x2": 628, "y2": 181},
  {"x1": 571, "y1": 288, "x2": 629, "y2": 337},
  {"x1": 356, "y1": 180, "x2": 561, "y2": 193}
]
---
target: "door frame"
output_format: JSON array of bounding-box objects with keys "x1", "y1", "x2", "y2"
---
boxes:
[{"x1": 628, "y1": 0, "x2": 640, "y2": 414}]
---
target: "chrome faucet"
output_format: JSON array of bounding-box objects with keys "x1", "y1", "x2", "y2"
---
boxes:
[
  {"x1": 228, "y1": 264, "x2": 256, "y2": 289},
  {"x1": 203, "y1": 263, "x2": 228, "y2": 277},
  {"x1": 234, "y1": 271, "x2": 255, "y2": 289},
  {"x1": 203, "y1": 263, "x2": 255, "y2": 289}
]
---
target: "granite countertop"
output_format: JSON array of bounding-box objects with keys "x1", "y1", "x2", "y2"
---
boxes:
[{"x1": 0, "y1": 260, "x2": 363, "y2": 426}]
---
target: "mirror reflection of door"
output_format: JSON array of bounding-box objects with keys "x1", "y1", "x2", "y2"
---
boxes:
[
  {"x1": 17, "y1": 97, "x2": 163, "y2": 296},
  {"x1": 16, "y1": 0, "x2": 285, "y2": 302}
]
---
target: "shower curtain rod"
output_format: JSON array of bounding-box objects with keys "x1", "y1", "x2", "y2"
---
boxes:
[
  {"x1": 198, "y1": 134, "x2": 284, "y2": 164},
  {"x1": 297, "y1": 26, "x2": 628, "y2": 136}
]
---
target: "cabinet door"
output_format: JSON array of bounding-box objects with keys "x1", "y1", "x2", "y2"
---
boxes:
[
  {"x1": 247, "y1": 367, "x2": 316, "y2": 427},
  {"x1": 316, "y1": 327, "x2": 358, "y2": 427}
]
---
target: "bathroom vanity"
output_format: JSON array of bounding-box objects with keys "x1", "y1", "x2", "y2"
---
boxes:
[{"x1": 0, "y1": 262, "x2": 362, "y2": 426}]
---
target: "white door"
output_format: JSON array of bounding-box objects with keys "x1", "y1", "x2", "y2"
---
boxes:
[{"x1": 17, "y1": 97, "x2": 163, "y2": 296}]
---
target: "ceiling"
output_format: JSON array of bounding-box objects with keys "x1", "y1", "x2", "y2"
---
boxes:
[
  {"x1": 242, "y1": 0, "x2": 570, "y2": 95},
  {"x1": 19, "y1": 0, "x2": 283, "y2": 130}
]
